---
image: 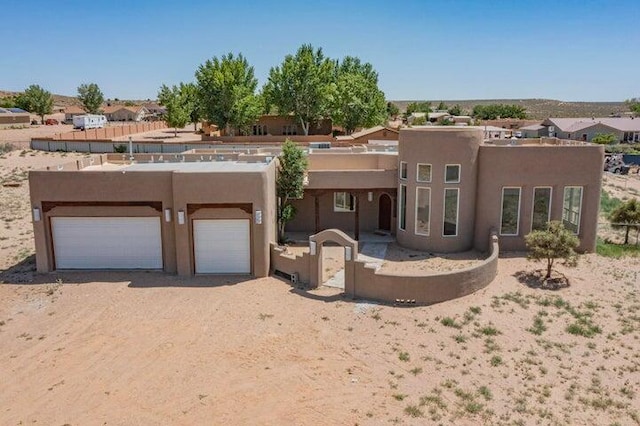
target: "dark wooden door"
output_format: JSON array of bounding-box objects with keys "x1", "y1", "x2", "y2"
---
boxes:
[{"x1": 378, "y1": 194, "x2": 391, "y2": 231}]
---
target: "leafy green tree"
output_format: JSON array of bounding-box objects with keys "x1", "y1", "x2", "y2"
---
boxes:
[
  {"x1": 124, "y1": 100, "x2": 136, "y2": 107},
  {"x1": 472, "y1": 104, "x2": 527, "y2": 120},
  {"x1": 448, "y1": 104, "x2": 463, "y2": 116},
  {"x1": 525, "y1": 221, "x2": 579, "y2": 280},
  {"x1": 331, "y1": 56, "x2": 386, "y2": 133},
  {"x1": 411, "y1": 115, "x2": 427, "y2": 126},
  {"x1": 386, "y1": 102, "x2": 400, "y2": 119},
  {"x1": 436, "y1": 101, "x2": 448, "y2": 111},
  {"x1": 195, "y1": 52, "x2": 262, "y2": 135},
  {"x1": 179, "y1": 82, "x2": 201, "y2": 131},
  {"x1": 77, "y1": 83, "x2": 105, "y2": 114},
  {"x1": 157, "y1": 84, "x2": 191, "y2": 137},
  {"x1": 19, "y1": 84, "x2": 53, "y2": 123},
  {"x1": 276, "y1": 139, "x2": 308, "y2": 242},
  {"x1": 263, "y1": 44, "x2": 335, "y2": 135},
  {"x1": 609, "y1": 198, "x2": 640, "y2": 245},
  {"x1": 591, "y1": 133, "x2": 618, "y2": 144},
  {"x1": 0, "y1": 96, "x2": 18, "y2": 108},
  {"x1": 405, "y1": 101, "x2": 432, "y2": 115},
  {"x1": 625, "y1": 98, "x2": 640, "y2": 116}
]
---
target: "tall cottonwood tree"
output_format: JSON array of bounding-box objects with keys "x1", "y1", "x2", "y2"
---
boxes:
[
  {"x1": 263, "y1": 44, "x2": 335, "y2": 135},
  {"x1": 77, "y1": 83, "x2": 105, "y2": 114},
  {"x1": 195, "y1": 53, "x2": 262, "y2": 135},
  {"x1": 331, "y1": 56, "x2": 386, "y2": 133}
]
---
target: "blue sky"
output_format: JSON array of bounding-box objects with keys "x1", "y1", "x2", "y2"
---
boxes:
[{"x1": 1, "y1": 0, "x2": 638, "y2": 101}]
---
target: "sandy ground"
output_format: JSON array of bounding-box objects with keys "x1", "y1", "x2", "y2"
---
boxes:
[
  {"x1": 1, "y1": 150, "x2": 640, "y2": 425},
  {"x1": 112, "y1": 125, "x2": 202, "y2": 143}
]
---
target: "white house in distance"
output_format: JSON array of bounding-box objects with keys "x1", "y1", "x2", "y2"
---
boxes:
[{"x1": 542, "y1": 117, "x2": 640, "y2": 143}]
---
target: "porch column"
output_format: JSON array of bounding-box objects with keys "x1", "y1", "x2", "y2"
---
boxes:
[
  {"x1": 354, "y1": 193, "x2": 359, "y2": 241},
  {"x1": 314, "y1": 194, "x2": 320, "y2": 233}
]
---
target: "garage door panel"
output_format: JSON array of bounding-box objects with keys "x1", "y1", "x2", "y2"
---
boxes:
[
  {"x1": 51, "y1": 217, "x2": 163, "y2": 269},
  {"x1": 193, "y1": 219, "x2": 250, "y2": 274}
]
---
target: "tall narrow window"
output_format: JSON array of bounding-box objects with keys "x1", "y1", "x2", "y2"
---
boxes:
[
  {"x1": 532, "y1": 187, "x2": 552, "y2": 231},
  {"x1": 417, "y1": 163, "x2": 432, "y2": 182},
  {"x1": 562, "y1": 186, "x2": 583, "y2": 233},
  {"x1": 399, "y1": 184, "x2": 407, "y2": 231},
  {"x1": 443, "y1": 188, "x2": 459, "y2": 236},
  {"x1": 445, "y1": 164, "x2": 460, "y2": 183},
  {"x1": 400, "y1": 162, "x2": 408, "y2": 180},
  {"x1": 415, "y1": 187, "x2": 431, "y2": 235},
  {"x1": 500, "y1": 187, "x2": 521, "y2": 235}
]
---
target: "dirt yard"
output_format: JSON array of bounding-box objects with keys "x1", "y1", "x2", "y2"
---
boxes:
[{"x1": 1, "y1": 150, "x2": 639, "y2": 425}]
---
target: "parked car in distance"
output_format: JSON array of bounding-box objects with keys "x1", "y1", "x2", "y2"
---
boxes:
[{"x1": 45, "y1": 118, "x2": 59, "y2": 125}]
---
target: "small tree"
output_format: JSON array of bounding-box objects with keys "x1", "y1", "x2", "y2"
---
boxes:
[
  {"x1": 276, "y1": 139, "x2": 308, "y2": 243},
  {"x1": 525, "y1": 221, "x2": 579, "y2": 280},
  {"x1": 157, "y1": 84, "x2": 190, "y2": 137},
  {"x1": 609, "y1": 198, "x2": 640, "y2": 245},
  {"x1": 20, "y1": 84, "x2": 53, "y2": 123},
  {"x1": 77, "y1": 83, "x2": 105, "y2": 114}
]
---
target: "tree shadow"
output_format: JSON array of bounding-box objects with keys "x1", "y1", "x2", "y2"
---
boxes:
[
  {"x1": 0, "y1": 255, "x2": 37, "y2": 284},
  {"x1": 513, "y1": 269, "x2": 570, "y2": 291}
]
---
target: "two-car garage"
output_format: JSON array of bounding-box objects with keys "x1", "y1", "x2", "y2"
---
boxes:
[{"x1": 50, "y1": 216, "x2": 250, "y2": 274}]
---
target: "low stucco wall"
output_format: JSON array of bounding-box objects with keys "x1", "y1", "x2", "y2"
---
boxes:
[
  {"x1": 347, "y1": 233, "x2": 499, "y2": 305},
  {"x1": 270, "y1": 244, "x2": 311, "y2": 284}
]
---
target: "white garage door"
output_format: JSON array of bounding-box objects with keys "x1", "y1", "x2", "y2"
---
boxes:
[
  {"x1": 193, "y1": 219, "x2": 250, "y2": 274},
  {"x1": 51, "y1": 217, "x2": 163, "y2": 269}
]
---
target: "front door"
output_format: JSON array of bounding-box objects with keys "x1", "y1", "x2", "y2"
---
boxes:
[{"x1": 378, "y1": 194, "x2": 391, "y2": 231}]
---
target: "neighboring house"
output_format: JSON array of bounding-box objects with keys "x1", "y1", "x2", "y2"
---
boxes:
[
  {"x1": 30, "y1": 127, "x2": 602, "y2": 279},
  {"x1": 143, "y1": 102, "x2": 167, "y2": 120},
  {"x1": 542, "y1": 117, "x2": 640, "y2": 143},
  {"x1": 222, "y1": 115, "x2": 332, "y2": 137},
  {"x1": 64, "y1": 106, "x2": 86, "y2": 122},
  {"x1": 520, "y1": 123, "x2": 546, "y2": 138},
  {"x1": 103, "y1": 105, "x2": 149, "y2": 122},
  {"x1": 482, "y1": 125, "x2": 511, "y2": 139},
  {"x1": 0, "y1": 107, "x2": 30, "y2": 126},
  {"x1": 334, "y1": 126, "x2": 399, "y2": 144}
]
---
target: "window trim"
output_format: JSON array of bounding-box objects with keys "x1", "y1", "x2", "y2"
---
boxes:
[
  {"x1": 333, "y1": 191, "x2": 355, "y2": 213},
  {"x1": 414, "y1": 187, "x2": 431, "y2": 236},
  {"x1": 499, "y1": 186, "x2": 522, "y2": 236},
  {"x1": 398, "y1": 184, "x2": 407, "y2": 231},
  {"x1": 399, "y1": 161, "x2": 408, "y2": 180},
  {"x1": 416, "y1": 163, "x2": 432, "y2": 183},
  {"x1": 442, "y1": 187, "x2": 459, "y2": 237},
  {"x1": 562, "y1": 186, "x2": 583, "y2": 234},
  {"x1": 444, "y1": 164, "x2": 461, "y2": 184},
  {"x1": 531, "y1": 186, "x2": 553, "y2": 233}
]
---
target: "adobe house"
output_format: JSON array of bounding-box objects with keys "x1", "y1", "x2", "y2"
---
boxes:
[{"x1": 29, "y1": 128, "x2": 603, "y2": 295}]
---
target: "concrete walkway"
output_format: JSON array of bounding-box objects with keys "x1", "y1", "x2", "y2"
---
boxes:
[{"x1": 322, "y1": 242, "x2": 389, "y2": 289}]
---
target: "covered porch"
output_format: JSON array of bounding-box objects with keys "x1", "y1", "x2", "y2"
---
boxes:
[{"x1": 285, "y1": 188, "x2": 398, "y2": 241}]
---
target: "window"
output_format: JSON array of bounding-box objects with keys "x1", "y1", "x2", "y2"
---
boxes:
[
  {"x1": 283, "y1": 125, "x2": 297, "y2": 136},
  {"x1": 415, "y1": 187, "x2": 431, "y2": 235},
  {"x1": 399, "y1": 184, "x2": 407, "y2": 231},
  {"x1": 443, "y1": 188, "x2": 459, "y2": 236},
  {"x1": 532, "y1": 187, "x2": 552, "y2": 231},
  {"x1": 562, "y1": 186, "x2": 583, "y2": 234},
  {"x1": 500, "y1": 187, "x2": 521, "y2": 235},
  {"x1": 252, "y1": 124, "x2": 267, "y2": 136},
  {"x1": 445, "y1": 164, "x2": 460, "y2": 183},
  {"x1": 334, "y1": 192, "x2": 355, "y2": 212},
  {"x1": 400, "y1": 161, "x2": 408, "y2": 180},
  {"x1": 417, "y1": 163, "x2": 432, "y2": 182}
]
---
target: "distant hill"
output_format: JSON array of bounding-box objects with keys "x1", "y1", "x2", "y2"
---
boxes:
[
  {"x1": 0, "y1": 90, "x2": 149, "y2": 108},
  {"x1": 391, "y1": 99, "x2": 628, "y2": 120}
]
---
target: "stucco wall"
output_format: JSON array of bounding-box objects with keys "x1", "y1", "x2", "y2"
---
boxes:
[
  {"x1": 346, "y1": 233, "x2": 499, "y2": 305},
  {"x1": 474, "y1": 144, "x2": 603, "y2": 252},
  {"x1": 396, "y1": 127, "x2": 482, "y2": 252},
  {"x1": 270, "y1": 244, "x2": 311, "y2": 284}
]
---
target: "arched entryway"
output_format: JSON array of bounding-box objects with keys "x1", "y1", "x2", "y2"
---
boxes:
[
  {"x1": 308, "y1": 229, "x2": 358, "y2": 290},
  {"x1": 378, "y1": 193, "x2": 392, "y2": 231}
]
